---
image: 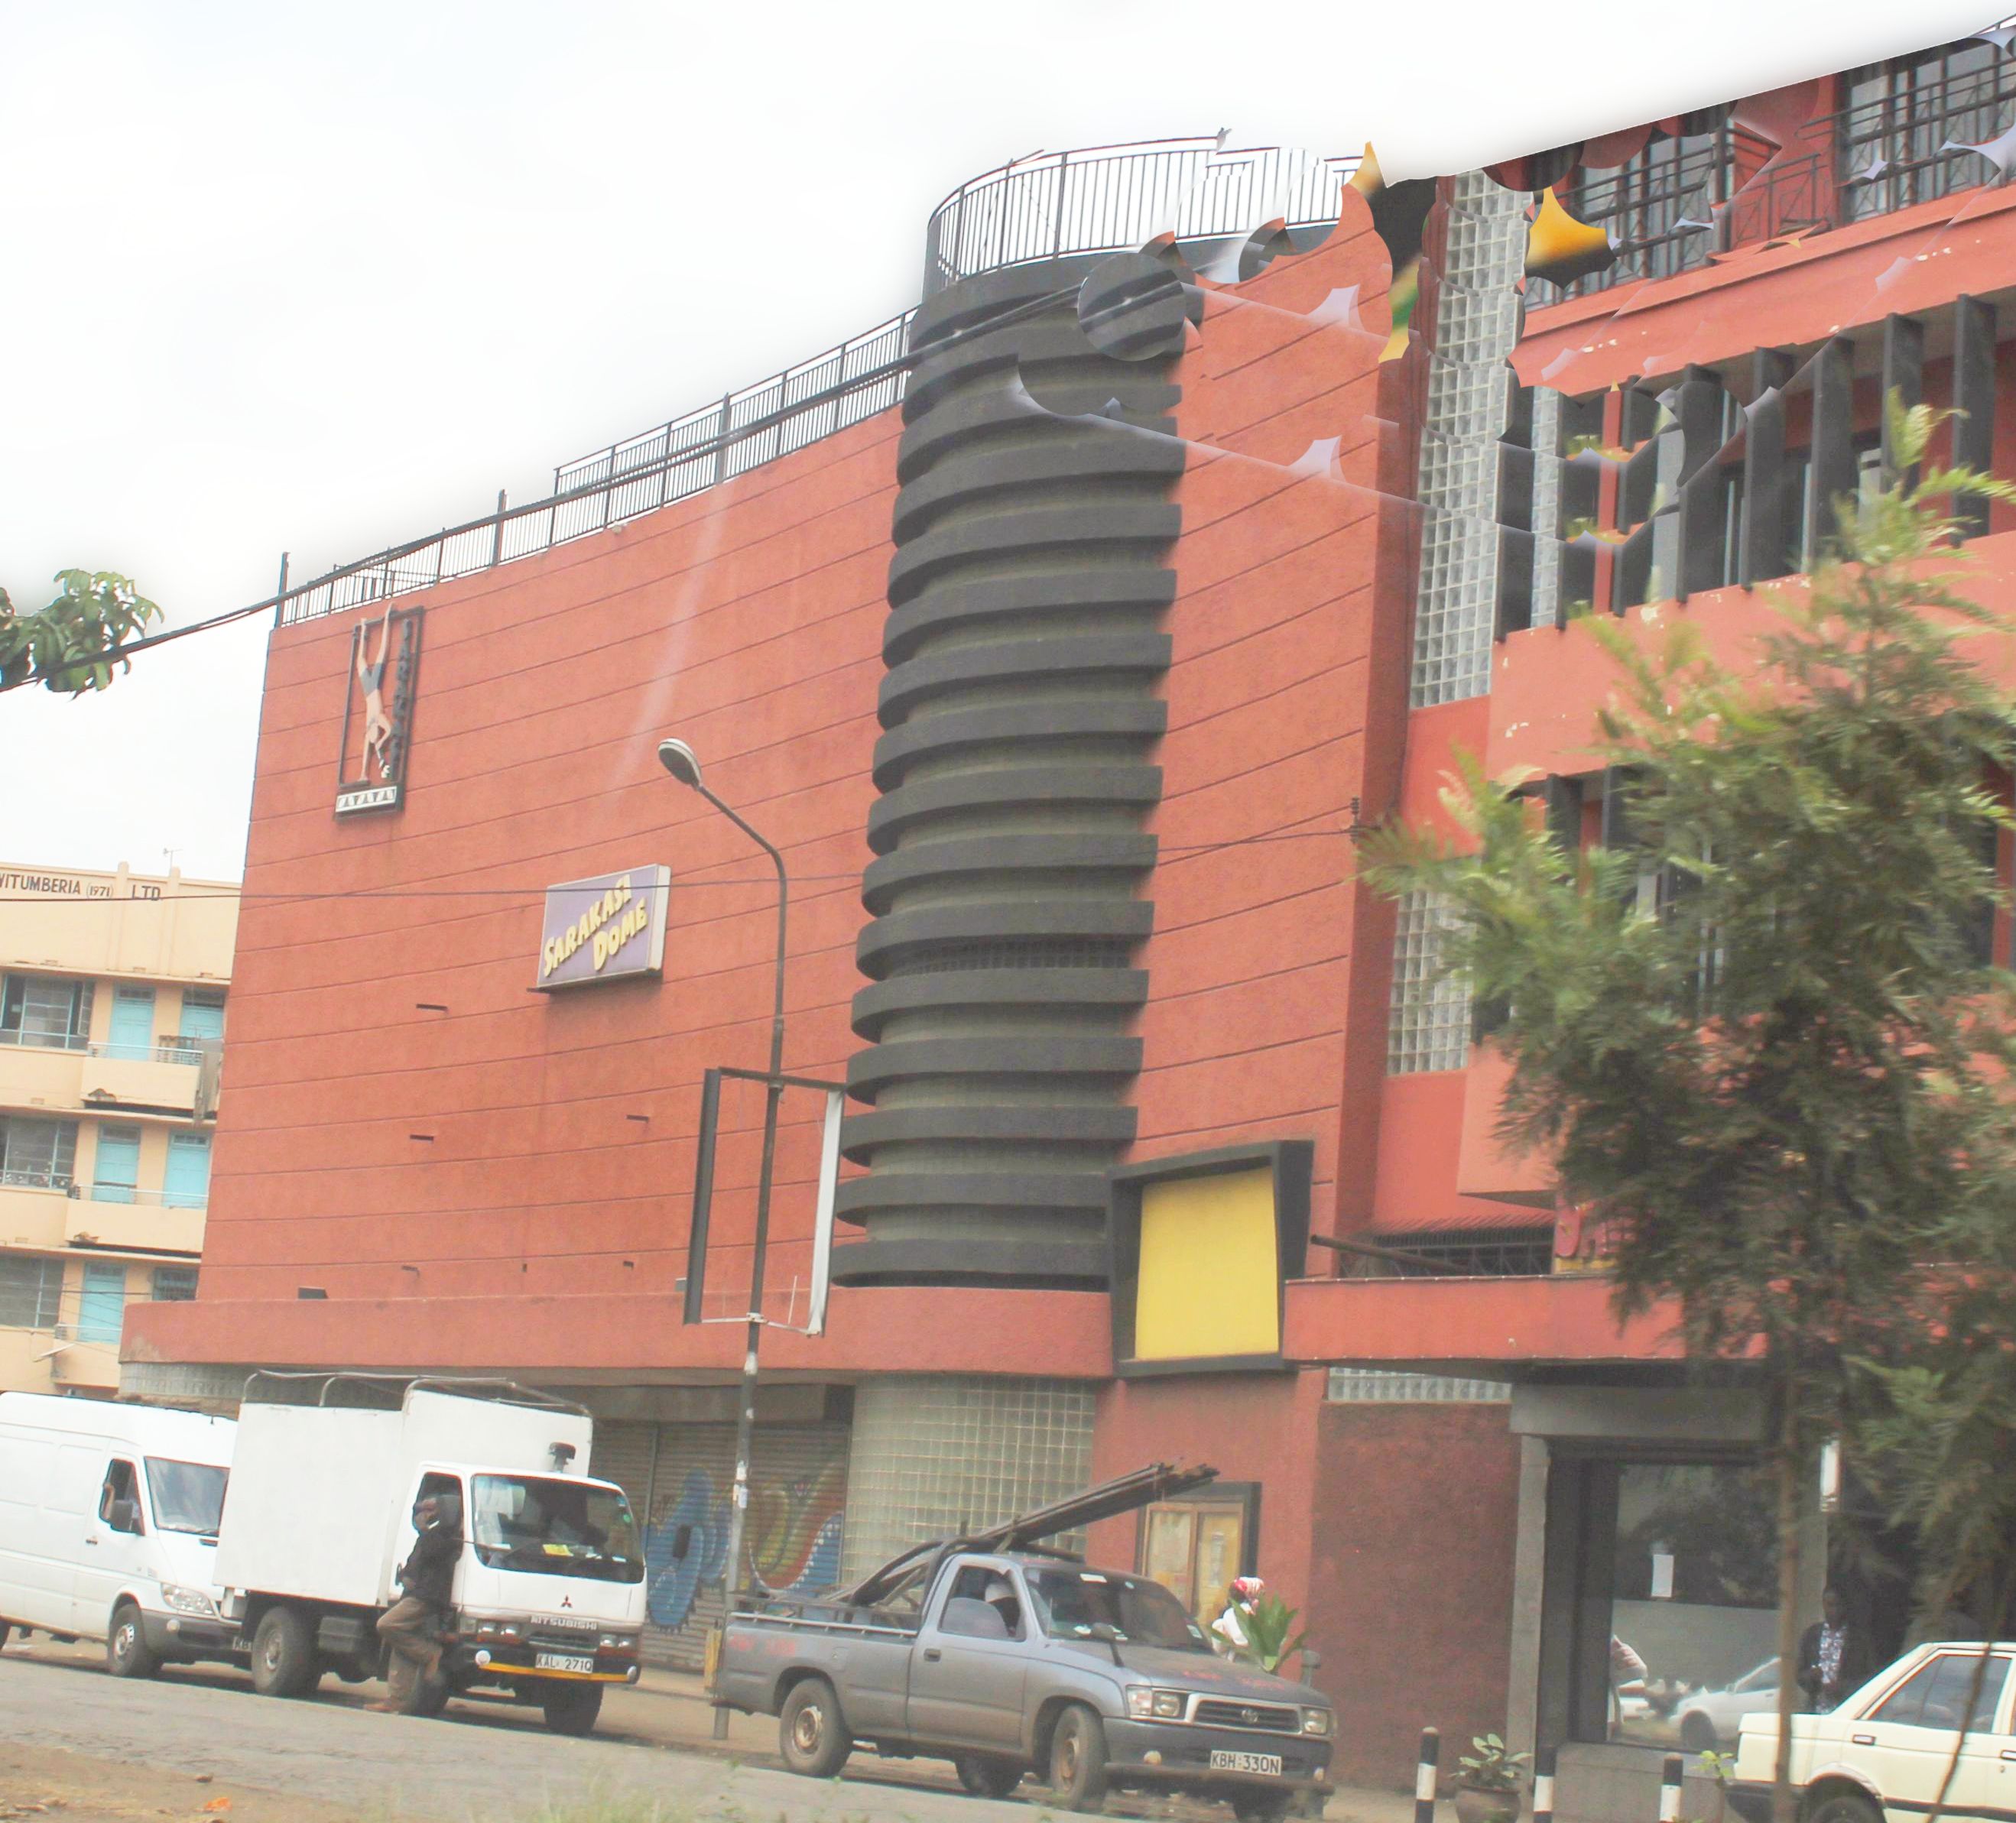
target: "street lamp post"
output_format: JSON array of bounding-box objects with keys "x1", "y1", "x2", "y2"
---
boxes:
[{"x1": 657, "y1": 737, "x2": 787, "y2": 1740}]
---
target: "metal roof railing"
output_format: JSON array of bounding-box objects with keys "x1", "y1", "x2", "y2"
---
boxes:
[
  {"x1": 275, "y1": 138, "x2": 1353, "y2": 628},
  {"x1": 921, "y1": 138, "x2": 1358, "y2": 295}
]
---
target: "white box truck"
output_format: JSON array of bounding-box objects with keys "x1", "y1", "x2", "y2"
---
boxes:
[
  {"x1": 214, "y1": 1373, "x2": 646, "y2": 1734},
  {"x1": 0, "y1": 1391, "x2": 238, "y2": 1676}
]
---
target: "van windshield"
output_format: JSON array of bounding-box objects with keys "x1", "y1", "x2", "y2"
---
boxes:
[
  {"x1": 469, "y1": 1476, "x2": 643, "y2": 1583},
  {"x1": 1027, "y1": 1568, "x2": 1213, "y2": 1653},
  {"x1": 144, "y1": 1458, "x2": 228, "y2": 1536}
]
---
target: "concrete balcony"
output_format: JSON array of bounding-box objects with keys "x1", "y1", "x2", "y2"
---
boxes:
[
  {"x1": 0, "y1": 1036, "x2": 87, "y2": 1116},
  {"x1": 64, "y1": 1185, "x2": 204, "y2": 1257},
  {"x1": 79, "y1": 1046, "x2": 200, "y2": 1116},
  {"x1": 0, "y1": 1178, "x2": 73, "y2": 1251},
  {"x1": 0, "y1": 1323, "x2": 119, "y2": 1396}
]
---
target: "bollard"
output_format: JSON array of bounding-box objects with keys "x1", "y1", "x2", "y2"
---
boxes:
[
  {"x1": 1532, "y1": 1744, "x2": 1557, "y2": 1823},
  {"x1": 1660, "y1": 1753, "x2": 1683, "y2": 1823},
  {"x1": 1415, "y1": 1727, "x2": 1441, "y2": 1823}
]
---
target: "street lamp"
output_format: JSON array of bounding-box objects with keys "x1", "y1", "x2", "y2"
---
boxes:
[{"x1": 657, "y1": 737, "x2": 787, "y2": 1737}]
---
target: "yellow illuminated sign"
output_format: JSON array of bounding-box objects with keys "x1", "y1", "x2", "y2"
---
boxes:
[{"x1": 1132, "y1": 1166, "x2": 1281, "y2": 1361}]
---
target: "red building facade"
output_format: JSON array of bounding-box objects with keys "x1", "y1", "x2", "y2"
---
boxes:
[{"x1": 127, "y1": 37, "x2": 2016, "y2": 1811}]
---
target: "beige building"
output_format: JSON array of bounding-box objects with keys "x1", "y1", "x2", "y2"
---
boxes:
[{"x1": 0, "y1": 861, "x2": 235, "y2": 1396}]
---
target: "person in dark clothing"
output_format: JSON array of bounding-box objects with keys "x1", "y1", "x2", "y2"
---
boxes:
[
  {"x1": 370, "y1": 1493, "x2": 461, "y2": 1713},
  {"x1": 1799, "y1": 1585, "x2": 1874, "y2": 1713}
]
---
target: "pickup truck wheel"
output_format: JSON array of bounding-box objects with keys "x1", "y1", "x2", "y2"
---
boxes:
[
  {"x1": 1048, "y1": 1704, "x2": 1110, "y2": 1812},
  {"x1": 106, "y1": 1604, "x2": 161, "y2": 1680},
  {"x1": 540, "y1": 1682, "x2": 602, "y2": 1736},
  {"x1": 1232, "y1": 1794, "x2": 1295, "y2": 1823},
  {"x1": 779, "y1": 1677, "x2": 852, "y2": 1778},
  {"x1": 1679, "y1": 1712, "x2": 1717, "y2": 1754},
  {"x1": 955, "y1": 1753, "x2": 1024, "y2": 1799},
  {"x1": 1805, "y1": 1795, "x2": 1881, "y2": 1823},
  {"x1": 249, "y1": 1607, "x2": 319, "y2": 1698}
]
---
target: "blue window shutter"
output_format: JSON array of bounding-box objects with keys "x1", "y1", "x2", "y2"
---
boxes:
[{"x1": 164, "y1": 1133, "x2": 211, "y2": 1210}]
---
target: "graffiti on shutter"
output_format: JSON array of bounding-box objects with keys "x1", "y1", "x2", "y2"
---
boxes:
[{"x1": 629, "y1": 1422, "x2": 849, "y2": 1669}]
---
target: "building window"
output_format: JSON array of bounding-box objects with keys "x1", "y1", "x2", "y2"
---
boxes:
[
  {"x1": 76, "y1": 1263, "x2": 128, "y2": 1345},
  {"x1": 1138, "y1": 1487, "x2": 1259, "y2": 1633},
  {"x1": 1388, "y1": 892, "x2": 1471, "y2": 1074},
  {"x1": 1326, "y1": 1367, "x2": 1512, "y2": 1403},
  {"x1": 151, "y1": 1265, "x2": 199, "y2": 1302},
  {"x1": 1550, "y1": 1458, "x2": 1780, "y2": 1749},
  {"x1": 90, "y1": 1124, "x2": 141, "y2": 1204},
  {"x1": 163, "y1": 1132, "x2": 211, "y2": 1210},
  {"x1": 0, "y1": 973, "x2": 93, "y2": 1051},
  {"x1": 105, "y1": 984, "x2": 157, "y2": 1059},
  {"x1": 0, "y1": 1116, "x2": 79, "y2": 1191},
  {"x1": 1839, "y1": 40, "x2": 2016, "y2": 224},
  {"x1": 174, "y1": 988, "x2": 226, "y2": 1050},
  {"x1": 0, "y1": 1255, "x2": 63, "y2": 1330},
  {"x1": 1533, "y1": 112, "x2": 1732, "y2": 306},
  {"x1": 1339, "y1": 1228, "x2": 1557, "y2": 1279},
  {"x1": 1411, "y1": 169, "x2": 1527, "y2": 709}
]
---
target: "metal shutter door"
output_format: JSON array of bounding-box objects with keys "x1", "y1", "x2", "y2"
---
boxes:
[{"x1": 635, "y1": 1421, "x2": 850, "y2": 1670}]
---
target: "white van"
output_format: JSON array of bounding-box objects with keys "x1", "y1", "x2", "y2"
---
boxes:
[{"x1": 0, "y1": 1391, "x2": 237, "y2": 1676}]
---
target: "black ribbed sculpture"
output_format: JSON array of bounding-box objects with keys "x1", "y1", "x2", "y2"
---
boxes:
[{"x1": 833, "y1": 256, "x2": 1189, "y2": 1287}]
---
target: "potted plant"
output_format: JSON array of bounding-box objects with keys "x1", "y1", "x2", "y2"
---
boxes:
[
  {"x1": 1210, "y1": 1576, "x2": 1312, "y2": 1675},
  {"x1": 1453, "y1": 1734, "x2": 1531, "y2": 1823}
]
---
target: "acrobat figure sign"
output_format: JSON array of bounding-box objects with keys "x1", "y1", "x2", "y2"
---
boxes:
[{"x1": 534, "y1": 864, "x2": 671, "y2": 991}]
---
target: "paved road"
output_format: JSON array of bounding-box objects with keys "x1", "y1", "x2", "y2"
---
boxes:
[{"x1": 0, "y1": 1649, "x2": 1044, "y2": 1823}]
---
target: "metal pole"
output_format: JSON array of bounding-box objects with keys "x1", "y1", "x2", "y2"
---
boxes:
[
  {"x1": 1531, "y1": 1743, "x2": 1556, "y2": 1823},
  {"x1": 699, "y1": 780, "x2": 788, "y2": 1741},
  {"x1": 1414, "y1": 1727, "x2": 1440, "y2": 1823},
  {"x1": 490, "y1": 491, "x2": 507, "y2": 567},
  {"x1": 271, "y1": 552, "x2": 290, "y2": 628},
  {"x1": 1659, "y1": 1754, "x2": 1683, "y2": 1823}
]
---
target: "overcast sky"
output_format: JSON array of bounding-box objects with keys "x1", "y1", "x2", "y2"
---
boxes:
[{"x1": 1, "y1": 0, "x2": 1984, "y2": 881}]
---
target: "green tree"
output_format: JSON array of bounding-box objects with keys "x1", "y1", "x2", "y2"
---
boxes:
[
  {"x1": 1363, "y1": 401, "x2": 2016, "y2": 1823},
  {"x1": 0, "y1": 569, "x2": 162, "y2": 694}
]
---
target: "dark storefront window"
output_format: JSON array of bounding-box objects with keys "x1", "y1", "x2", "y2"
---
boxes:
[
  {"x1": 1839, "y1": 41, "x2": 2016, "y2": 224},
  {"x1": 1545, "y1": 1456, "x2": 1780, "y2": 1750}
]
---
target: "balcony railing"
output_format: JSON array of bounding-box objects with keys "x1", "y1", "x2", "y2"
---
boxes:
[
  {"x1": 0, "y1": 1027, "x2": 87, "y2": 1053},
  {"x1": 79, "y1": 1182, "x2": 206, "y2": 1210},
  {"x1": 274, "y1": 135, "x2": 1353, "y2": 629},
  {"x1": 921, "y1": 138, "x2": 1358, "y2": 296},
  {"x1": 1835, "y1": 52, "x2": 2016, "y2": 225},
  {"x1": 0, "y1": 1030, "x2": 209, "y2": 1064},
  {"x1": 93, "y1": 1035, "x2": 211, "y2": 1066}
]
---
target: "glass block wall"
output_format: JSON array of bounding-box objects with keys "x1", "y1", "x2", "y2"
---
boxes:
[
  {"x1": 1387, "y1": 890, "x2": 1471, "y2": 1074},
  {"x1": 841, "y1": 1374, "x2": 1096, "y2": 1583},
  {"x1": 1410, "y1": 169, "x2": 1529, "y2": 707}
]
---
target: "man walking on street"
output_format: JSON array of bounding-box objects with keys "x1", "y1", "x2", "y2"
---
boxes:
[{"x1": 370, "y1": 1491, "x2": 460, "y2": 1714}]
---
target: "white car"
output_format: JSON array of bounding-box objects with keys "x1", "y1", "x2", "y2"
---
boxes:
[
  {"x1": 1729, "y1": 1642, "x2": 2014, "y2": 1823},
  {"x1": 1676, "y1": 1657, "x2": 1781, "y2": 1752}
]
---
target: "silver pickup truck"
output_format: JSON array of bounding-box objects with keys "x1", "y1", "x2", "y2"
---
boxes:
[{"x1": 717, "y1": 1468, "x2": 1335, "y2": 1818}]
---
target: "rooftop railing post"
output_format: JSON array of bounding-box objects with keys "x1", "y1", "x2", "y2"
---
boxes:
[
  {"x1": 271, "y1": 551, "x2": 290, "y2": 629},
  {"x1": 714, "y1": 392, "x2": 734, "y2": 486},
  {"x1": 601, "y1": 442, "x2": 618, "y2": 529},
  {"x1": 490, "y1": 491, "x2": 507, "y2": 567},
  {"x1": 1052, "y1": 151, "x2": 1069, "y2": 258}
]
